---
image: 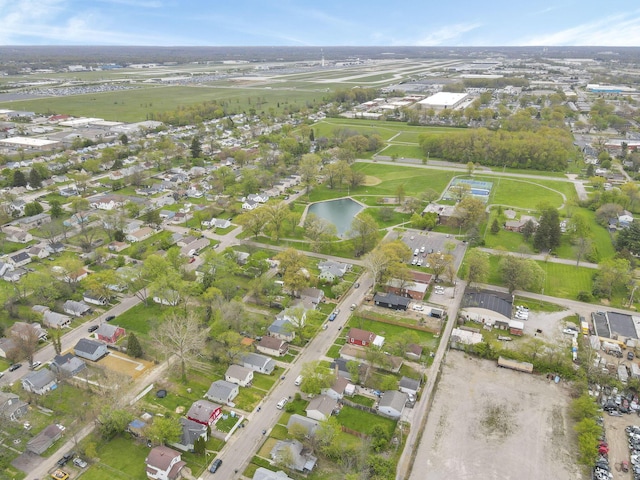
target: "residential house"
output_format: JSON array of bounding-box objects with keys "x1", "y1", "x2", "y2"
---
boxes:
[
  {"x1": 399, "y1": 377, "x2": 421, "y2": 397},
  {"x1": 318, "y1": 260, "x2": 350, "y2": 282},
  {"x1": 22, "y1": 369, "x2": 57, "y2": 395},
  {"x1": 46, "y1": 242, "x2": 65, "y2": 254},
  {"x1": 329, "y1": 358, "x2": 355, "y2": 381},
  {"x1": 378, "y1": 391, "x2": 407, "y2": 419},
  {"x1": 346, "y1": 328, "x2": 376, "y2": 347},
  {"x1": 26, "y1": 424, "x2": 65, "y2": 454},
  {"x1": 50, "y1": 353, "x2": 86, "y2": 377},
  {"x1": 83, "y1": 292, "x2": 109, "y2": 306},
  {"x1": 89, "y1": 195, "x2": 126, "y2": 211},
  {"x1": 322, "y1": 377, "x2": 350, "y2": 401},
  {"x1": 10, "y1": 321, "x2": 47, "y2": 342},
  {"x1": 204, "y1": 380, "x2": 239, "y2": 405},
  {"x1": 276, "y1": 305, "x2": 307, "y2": 328},
  {"x1": 0, "y1": 392, "x2": 28, "y2": 421},
  {"x1": 28, "y1": 245, "x2": 50, "y2": 259},
  {"x1": 385, "y1": 278, "x2": 428, "y2": 301},
  {"x1": 253, "y1": 468, "x2": 293, "y2": 480},
  {"x1": 269, "y1": 440, "x2": 317, "y2": 473},
  {"x1": 126, "y1": 227, "x2": 154, "y2": 243},
  {"x1": 123, "y1": 220, "x2": 144, "y2": 235},
  {"x1": 212, "y1": 218, "x2": 231, "y2": 229},
  {"x1": 8, "y1": 252, "x2": 31, "y2": 268},
  {"x1": 224, "y1": 365, "x2": 253, "y2": 387},
  {"x1": 256, "y1": 336, "x2": 289, "y2": 357},
  {"x1": 95, "y1": 323, "x2": 125, "y2": 344},
  {"x1": 180, "y1": 237, "x2": 209, "y2": 257},
  {"x1": 242, "y1": 199, "x2": 258, "y2": 210},
  {"x1": 3, "y1": 267, "x2": 27, "y2": 282},
  {"x1": 0, "y1": 261, "x2": 13, "y2": 277},
  {"x1": 0, "y1": 337, "x2": 16, "y2": 358},
  {"x1": 300, "y1": 287, "x2": 324, "y2": 306},
  {"x1": 74, "y1": 338, "x2": 109, "y2": 361},
  {"x1": 63, "y1": 300, "x2": 92, "y2": 317},
  {"x1": 619, "y1": 210, "x2": 634, "y2": 227},
  {"x1": 268, "y1": 318, "x2": 295, "y2": 342},
  {"x1": 247, "y1": 193, "x2": 269, "y2": 203},
  {"x1": 286, "y1": 414, "x2": 319, "y2": 437},
  {"x1": 405, "y1": 344, "x2": 423, "y2": 361},
  {"x1": 240, "y1": 353, "x2": 275, "y2": 374},
  {"x1": 3, "y1": 226, "x2": 33, "y2": 243},
  {"x1": 9, "y1": 199, "x2": 26, "y2": 216},
  {"x1": 42, "y1": 311, "x2": 71, "y2": 329},
  {"x1": 145, "y1": 445, "x2": 186, "y2": 480},
  {"x1": 305, "y1": 395, "x2": 338, "y2": 422},
  {"x1": 170, "y1": 418, "x2": 207, "y2": 453},
  {"x1": 373, "y1": 292, "x2": 410, "y2": 311},
  {"x1": 16, "y1": 212, "x2": 51, "y2": 229},
  {"x1": 186, "y1": 399, "x2": 222, "y2": 426}
]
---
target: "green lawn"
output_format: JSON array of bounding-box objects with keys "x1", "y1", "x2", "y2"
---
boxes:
[
  {"x1": 115, "y1": 302, "x2": 170, "y2": 335},
  {"x1": 348, "y1": 317, "x2": 438, "y2": 349},
  {"x1": 379, "y1": 145, "x2": 426, "y2": 159},
  {"x1": 81, "y1": 436, "x2": 149, "y2": 480},
  {"x1": 335, "y1": 405, "x2": 396, "y2": 435}
]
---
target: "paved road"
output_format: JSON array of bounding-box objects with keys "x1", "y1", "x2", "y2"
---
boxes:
[
  {"x1": 476, "y1": 247, "x2": 599, "y2": 269},
  {"x1": 201, "y1": 273, "x2": 373, "y2": 479}
]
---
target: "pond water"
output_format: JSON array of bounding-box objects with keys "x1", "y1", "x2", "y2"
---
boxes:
[{"x1": 307, "y1": 198, "x2": 363, "y2": 237}]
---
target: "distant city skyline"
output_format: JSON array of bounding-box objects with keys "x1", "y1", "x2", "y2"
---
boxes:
[{"x1": 1, "y1": 1, "x2": 640, "y2": 47}]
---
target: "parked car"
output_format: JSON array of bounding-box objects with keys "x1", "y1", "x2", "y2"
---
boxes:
[
  {"x1": 328, "y1": 312, "x2": 337, "y2": 322},
  {"x1": 629, "y1": 351, "x2": 635, "y2": 361},
  {"x1": 276, "y1": 397, "x2": 288, "y2": 409},
  {"x1": 29, "y1": 361, "x2": 42, "y2": 370},
  {"x1": 88, "y1": 325, "x2": 99, "y2": 333},
  {"x1": 57, "y1": 453, "x2": 73, "y2": 467},
  {"x1": 73, "y1": 457, "x2": 88, "y2": 468},
  {"x1": 209, "y1": 458, "x2": 222, "y2": 473},
  {"x1": 8, "y1": 363, "x2": 22, "y2": 372},
  {"x1": 105, "y1": 315, "x2": 116, "y2": 322}
]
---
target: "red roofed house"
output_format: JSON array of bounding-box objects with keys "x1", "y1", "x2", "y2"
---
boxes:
[
  {"x1": 145, "y1": 445, "x2": 186, "y2": 480},
  {"x1": 186, "y1": 399, "x2": 221, "y2": 427},
  {"x1": 347, "y1": 328, "x2": 376, "y2": 347},
  {"x1": 95, "y1": 323, "x2": 125, "y2": 344}
]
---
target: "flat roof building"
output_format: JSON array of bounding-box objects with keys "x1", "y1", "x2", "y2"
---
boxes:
[{"x1": 418, "y1": 92, "x2": 469, "y2": 110}]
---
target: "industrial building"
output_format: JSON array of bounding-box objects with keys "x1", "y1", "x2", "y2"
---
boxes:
[{"x1": 418, "y1": 92, "x2": 469, "y2": 110}]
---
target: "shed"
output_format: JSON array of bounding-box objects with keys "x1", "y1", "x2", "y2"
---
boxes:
[
  {"x1": 399, "y1": 377, "x2": 421, "y2": 396},
  {"x1": 508, "y1": 320, "x2": 524, "y2": 336}
]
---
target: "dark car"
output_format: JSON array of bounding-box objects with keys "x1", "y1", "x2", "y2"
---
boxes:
[
  {"x1": 57, "y1": 453, "x2": 73, "y2": 467},
  {"x1": 629, "y1": 351, "x2": 635, "y2": 361},
  {"x1": 105, "y1": 315, "x2": 116, "y2": 322},
  {"x1": 88, "y1": 325, "x2": 99, "y2": 333},
  {"x1": 8, "y1": 363, "x2": 22, "y2": 372},
  {"x1": 209, "y1": 458, "x2": 222, "y2": 473}
]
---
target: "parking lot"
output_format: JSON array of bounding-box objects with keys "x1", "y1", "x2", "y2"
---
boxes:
[
  {"x1": 412, "y1": 350, "x2": 583, "y2": 480},
  {"x1": 401, "y1": 230, "x2": 466, "y2": 271}
]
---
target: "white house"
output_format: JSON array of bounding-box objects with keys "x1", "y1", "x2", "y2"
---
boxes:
[
  {"x1": 378, "y1": 391, "x2": 407, "y2": 419},
  {"x1": 242, "y1": 199, "x2": 259, "y2": 210},
  {"x1": 224, "y1": 365, "x2": 253, "y2": 387},
  {"x1": 21, "y1": 369, "x2": 57, "y2": 395},
  {"x1": 204, "y1": 380, "x2": 239, "y2": 405},
  {"x1": 145, "y1": 445, "x2": 186, "y2": 480},
  {"x1": 305, "y1": 395, "x2": 337, "y2": 422}
]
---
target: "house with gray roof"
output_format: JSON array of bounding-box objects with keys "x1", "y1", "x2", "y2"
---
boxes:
[
  {"x1": 256, "y1": 336, "x2": 289, "y2": 357},
  {"x1": 378, "y1": 390, "x2": 408, "y2": 419},
  {"x1": 169, "y1": 418, "x2": 207, "y2": 453},
  {"x1": 305, "y1": 395, "x2": 338, "y2": 422},
  {"x1": 42, "y1": 310, "x2": 71, "y2": 329},
  {"x1": 74, "y1": 338, "x2": 108, "y2": 361},
  {"x1": 0, "y1": 337, "x2": 16, "y2": 358},
  {"x1": 22, "y1": 369, "x2": 57, "y2": 395},
  {"x1": 50, "y1": 353, "x2": 86, "y2": 377},
  {"x1": 9, "y1": 252, "x2": 31, "y2": 267},
  {"x1": 204, "y1": 380, "x2": 239, "y2": 405},
  {"x1": 240, "y1": 353, "x2": 275, "y2": 374},
  {"x1": 224, "y1": 365, "x2": 253, "y2": 387},
  {"x1": 268, "y1": 318, "x2": 295, "y2": 342},
  {"x1": 399, "y1": 377, "x2": 421, "y2": 397},
  {"x1": 270, "y1": 439, "x2": 317, "y2": 473},
  {"x1": 63, "y1": 299, "x2": 92, "y2": 317},
  {"x1": 253, "y1": 468, "x2": 293, "y2": 480},
  {"x1": 286, "y1": 414, "x2": 319, "y2": 437},
  {"x1": 26, "y1": 424, "x2": 64, "y2": 454},
  {"x1": 0, "y1": 392, "x2": 28, "y2": 421}
]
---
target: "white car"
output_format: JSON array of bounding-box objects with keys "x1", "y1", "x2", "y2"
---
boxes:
[
  {"x1": 563, "y1": 328, "x2": 577, "y2": 336},
  {"x1": 276, "y1": 397, "x2": 288, "y2": 409},
  {"x1": 412, "y1": 304, "x2": 424, "y2": 311},
  {"x1": 420, "y1": 246, "x2": 425, "y2": 253}
]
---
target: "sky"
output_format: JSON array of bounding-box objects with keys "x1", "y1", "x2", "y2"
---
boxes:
[{"x1": 1, "y1": 0, "x2": 640, "y2": 47}]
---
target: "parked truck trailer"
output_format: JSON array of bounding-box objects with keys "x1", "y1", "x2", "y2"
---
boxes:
[{"x1": 497, "y1": 356, "x2": 533, "y2": 374}]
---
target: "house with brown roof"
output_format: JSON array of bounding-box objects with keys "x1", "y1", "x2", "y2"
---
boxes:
[
  {"x1": 145, "y1": 445, "x2": 186, "y2": 480},
  {"x1": 305, "y1": 395, "x2": 338, "y2": 422},
  {"x1": 346, "y1": 328, "x2": 376, "y2": 347},
  {"x1": 186, "y1": 399, "x2": 221, "y2": 427},
  {"x1": 322, "y1": 376, "x2": 350, "y2": 401},
  {"x1": 256, "y1": 336, "x2": 289, "y2": 357}
]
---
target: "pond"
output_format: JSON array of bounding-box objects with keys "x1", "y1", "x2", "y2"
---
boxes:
[{"x1": 307, "y1": 198, "x2": 363, "y2": 237}]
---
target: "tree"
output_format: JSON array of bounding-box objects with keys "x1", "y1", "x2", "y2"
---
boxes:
[
  {"x1": 98, "y1": 408, "x2": 132, "y2": 439},
  {"x1": 49, "y1": 199, "x2": 63, "y2": 218},
  {"x1": 24, "y1": 201, "x2": 43, "y2": 217},
  {"x1": 348, "y1": 213, "x2": 378, "y2": 256},
  {"x1": 300, "y1": 361, "x2": 335, "y2": 395},
  {"x1": 595, "y1": 203, "x2": 623, "y2": 226},
  {"x1": 521, "y1": 219, "x2": 537, "y2": 241},
  {"x1": 617, "y1": 222, "x2": 640, "y2": 256},
  {"x1": 193, "y1": 435, "x2": 206, "y2": 455},
  {"x1": 533, "y1": 207, "x2": 561, "y2": 252},
  {"x1": 426, "y1": 252, "x2": 454, "y2": 281},
  {"x1": 304, "y1": 214, "x2": 336, "y2": 252},
  {"x1": 299, "y1": 153, "x2": 321, "y2": 195},
  {"x1": 490, "y1": 218, "x2": 500, "y2": 234},
  {"x1": 12, "y1": 170, "x2": 26, "y2": 187},
  {"x1": 592, "y1": 258, "x2": 631, "y2": 300},
  {"x1": 237, "y1": 209, "x2": 268, "y2": 238},
  {"x1": 264, "y1": 201, "x2": 289, "y2": 241},
  {"x1": 127, "y1": 332, "x2": 143, "y2": 358},
  {"x1": 28, "y1": 168, "x2": 42, "y2": 188},
  {"x1": 119, "y1": 133, "x2": 129, "y2": 145},
  {"x1": 568, "y1": 212, "x2": 592, "y2": 265},
  {"x1": 152, "y1": 312, "x2": 207, "y2": 381},
  {"x1": 8, "y1": 323, "x2": 40, "y2": 366},
  {"x1": 146, "y1": 416, "x2": 182, "y2": 445},
  {"x1": 499, "y1": 255, "x2": 544, "y2": 293},
  {"x1": 190, "y1": 137, "x2": 202, "y2": 159},
  {"x1": 454, "y1": 196, "x2": 486, "y2": 230},
  {"x1": 466, "y1": 249, "x2": 489, "y2": 288}
]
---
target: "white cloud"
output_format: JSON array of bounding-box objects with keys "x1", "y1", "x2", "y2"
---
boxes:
[
  {"x1": 520, "y1": 12, "x2": 640, "y2": 46},
  {"x1": 410, "y1": 22, "x2": 482, "y2": 46}
]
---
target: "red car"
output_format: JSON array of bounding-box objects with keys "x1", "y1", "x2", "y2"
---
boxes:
[{"x1": 189, "y1": 257, "x2": 196, "y2": 263}]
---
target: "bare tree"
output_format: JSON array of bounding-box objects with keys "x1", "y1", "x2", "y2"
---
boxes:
[
  {"x1": 152, "y1": 312, "x2": 207, "y2": 381},
  {"x1": 8, "y1": 323, "x2": 40, "y2": 366}
]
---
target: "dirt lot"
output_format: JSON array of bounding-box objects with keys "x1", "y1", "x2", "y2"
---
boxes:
[
  {"x1": 603, "y1": 413, "x2": 635, "y2": 480},
  {"x1": 98, "y1": 351, "x2": 154, "y2": 378},
  {"x1": 412, "y1": 350, "x2": 584, "y2": 480}
]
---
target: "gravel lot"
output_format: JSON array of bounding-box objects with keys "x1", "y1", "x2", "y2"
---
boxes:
[
  {"x1": 603, "y1": 413, "x2": 635, "y2": 480},
  {"x1": 413, "y1": 350, "x2": 583, "y2": 480}
]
